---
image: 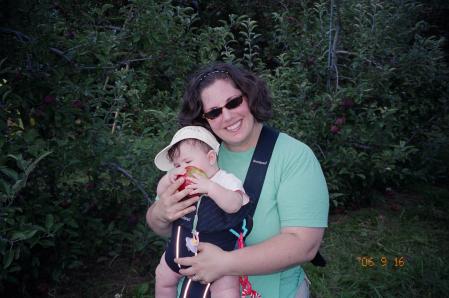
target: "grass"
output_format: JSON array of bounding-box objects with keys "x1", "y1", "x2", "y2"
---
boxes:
[
  {"x1": 56, "y1": 185, "x2": 449, "y2": 297},
  {"x1": 304, "y1": 185, "x2": 449, "y2": 298},
  {"x1": 54, "y1": 252, "x2": 158, "y2": 298}
]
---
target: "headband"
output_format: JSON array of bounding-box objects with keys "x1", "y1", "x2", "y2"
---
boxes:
[{"x1": 198, "y1": 70, "x2": 229, "y2": 82}]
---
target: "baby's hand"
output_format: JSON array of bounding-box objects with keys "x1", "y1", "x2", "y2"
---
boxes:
[
  {"x1": 168, "y1": 167, "x2": 186, "y2": 183},
  {"x1": 186, "y1": 173, "x2": 212, "y2": 195}
]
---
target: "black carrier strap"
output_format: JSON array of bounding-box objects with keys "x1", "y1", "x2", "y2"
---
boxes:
[
  {"x1": 244, "y1": 125, "x2": 326, "y2": 267},
  {"x1": 243, "y1": 125, "x2": 279, "y2": 214}
]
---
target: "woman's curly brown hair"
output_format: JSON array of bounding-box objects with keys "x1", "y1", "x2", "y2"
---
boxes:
[{"x1": 178, "y1": 63, "x2": 272, "y2": 135}]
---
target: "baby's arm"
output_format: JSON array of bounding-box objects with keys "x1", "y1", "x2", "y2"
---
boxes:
[
  {"x1": 208, "y1": 182, "x2": 245, "y2": 213},
  {"x1": 187, "y1": 174, "x2": 247, "y2": 213}
]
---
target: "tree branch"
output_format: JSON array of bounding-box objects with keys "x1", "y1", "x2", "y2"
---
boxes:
[
  {"x1": 106, "y1": 162, "x2": 151, "y2": 204},
  {"x1": 0, "y1": 27, "x2": 34, "y2": 43},
  {"x1": 48, "y1": 46, "x2": 155, "y2": 70}
]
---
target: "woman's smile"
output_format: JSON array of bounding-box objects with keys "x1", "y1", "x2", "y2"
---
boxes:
[{"x1": 225, "y1": 120, "x2": 242, "y2": 132}]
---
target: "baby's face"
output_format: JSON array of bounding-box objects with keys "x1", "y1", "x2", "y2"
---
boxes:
[{"x1": 172, "y1": 142, "x2": 217, "y2": 176}]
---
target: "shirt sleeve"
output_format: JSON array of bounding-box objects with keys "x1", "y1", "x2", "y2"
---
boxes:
[
  {"x1": 276, "y1": 139, "x2": 329, "y2": 228},
  {"x1": 214, "y1": 170, "x2": 246, "y2": 193}
]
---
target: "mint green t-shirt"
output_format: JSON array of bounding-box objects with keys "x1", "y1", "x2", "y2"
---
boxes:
[{"x1": 217, "y1": 132, "x2": 329, "y2": 298}]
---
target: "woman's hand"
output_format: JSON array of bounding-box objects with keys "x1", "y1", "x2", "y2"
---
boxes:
[
  {"x1": 146, "y1": 177, "x2": 200, "y2": 236},
  {"x1": 158, "y1": 177, "x2": 199, "y2": 222},
  {"x1": 176, "y1": 242, "x2": 230, "y2": 284}
]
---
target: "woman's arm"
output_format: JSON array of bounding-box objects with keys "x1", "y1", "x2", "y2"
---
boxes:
[
  {"x1": 225, "y1": 227, "x2": 324, "y2": 275},
  {"x1": 176, "y1": 226, "x2": 324, "y2": 282}
]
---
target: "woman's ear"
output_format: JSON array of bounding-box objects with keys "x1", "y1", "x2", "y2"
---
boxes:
[{"x1": 207, "y1": 150, "x2": 217, "y2": 165}]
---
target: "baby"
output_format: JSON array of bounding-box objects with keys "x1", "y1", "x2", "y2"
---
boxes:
[{"x1": 153, "y1": 126, "x2": 250, "y2": 298}]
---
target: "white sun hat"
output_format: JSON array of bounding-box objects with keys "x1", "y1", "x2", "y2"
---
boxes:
[{"x1": 154, "y1": 126, "x2": 220, "y2": 171}]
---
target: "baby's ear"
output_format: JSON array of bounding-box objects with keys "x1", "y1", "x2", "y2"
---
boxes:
[{"x1": 207, "y1": 150, "x2": 217, "y2": 165}]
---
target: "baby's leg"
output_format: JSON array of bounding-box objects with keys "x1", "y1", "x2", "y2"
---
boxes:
[
  {"x1": 210, "y1": 275, "x2": 240, "y2": 298},
  {"x1": 155, "y1": 252, "x2": 182, "y2": 298}
]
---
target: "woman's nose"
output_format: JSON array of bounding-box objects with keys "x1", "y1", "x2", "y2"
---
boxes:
[{"x1": 221, "y1": 106, "x2": 233, "y2": 121}]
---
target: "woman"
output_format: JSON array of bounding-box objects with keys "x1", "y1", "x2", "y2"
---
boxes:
[{"x1": 146, "y1": 63, "x2": 329, "y2": 297}]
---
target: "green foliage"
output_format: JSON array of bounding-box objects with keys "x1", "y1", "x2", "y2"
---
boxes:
[
  {"x1": 1, "y1": 151, "x2": 52, "y2": 203},
  {"x1": 133, "y1": 282, "x2": 152, "y2": 298},
  {"x1": 0, "y1": 0, "x2": 448, "y2": 295},
  {"x1": 266, "y1": 0, "x2": 449, "y2": 207}
]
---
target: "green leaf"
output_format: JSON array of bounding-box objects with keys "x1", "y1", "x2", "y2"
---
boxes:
[
  {"x1": 30, "y1": 237, "x2": 41, "y2": 248},
  {"x1": 45, "y1": 214, "x2": 54, "y2": 230},
  {"x1": 11, "y1": 232, "x2": 26, "y2": 241},
  {"x1": 96, "y1": 256, "x2": 109, "y2": 263},
  {"x1": 11, "y1": 178, "x2": 25, "y2": 195},
  {"x1": 0, "y1": 178, "x2": 11, "y2": 194},
  {"x1": 11, "y1": 229, "x2": 38, "y2": 241},
  {"x1": 8, "y1": 151, "x2": 52, "y2": 199},
  {"x1": 65, "y1": 219, "x2": 79, "y2": 228},
  {"x1": 101, "y1": 3, "x2": 114, "y2": 14},
  {"x1": 53, "y1": 222, "x2": 64, "y2": 233},
  {"x1": 330, "y1": 193, "x2": 345, "y2": 199},
  {"x1": 24, "y1": 151, "x2": 52, "y2": 177},
  {"x1": 3, "y1": 249, "x2": 14, "y2": 269},
  {"x1": 6, "y1": 154, "x2": 20, "y2": 161},
  {"x1": 0, "y1": 166, "x2": 18, "y2": 180},
  {"x1": 2, "y1": 88, "x2": 13, "y2": 103},
  {"x1": 39, "y1": 240, "x2": 55, "y2": 248},
  {"x1": 7, "y1": 264, "x2": 21, "y2": 273},
  {"x1": 357, "y1": 174, "x2": 366, "y2": 180},
  {"x1": 14, "y1": 246, "x2": 20, "y2": 260},
  {"x1": 23, "y1": 229, "x2": 38, "y2": 240},
  {"x1": 136, "y1": 282, "x2": 149, "y2": 295}
]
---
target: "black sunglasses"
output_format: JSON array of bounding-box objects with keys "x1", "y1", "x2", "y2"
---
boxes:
[{"x1": 202, "y1": 95, "x2": 244, "y2": 120}]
